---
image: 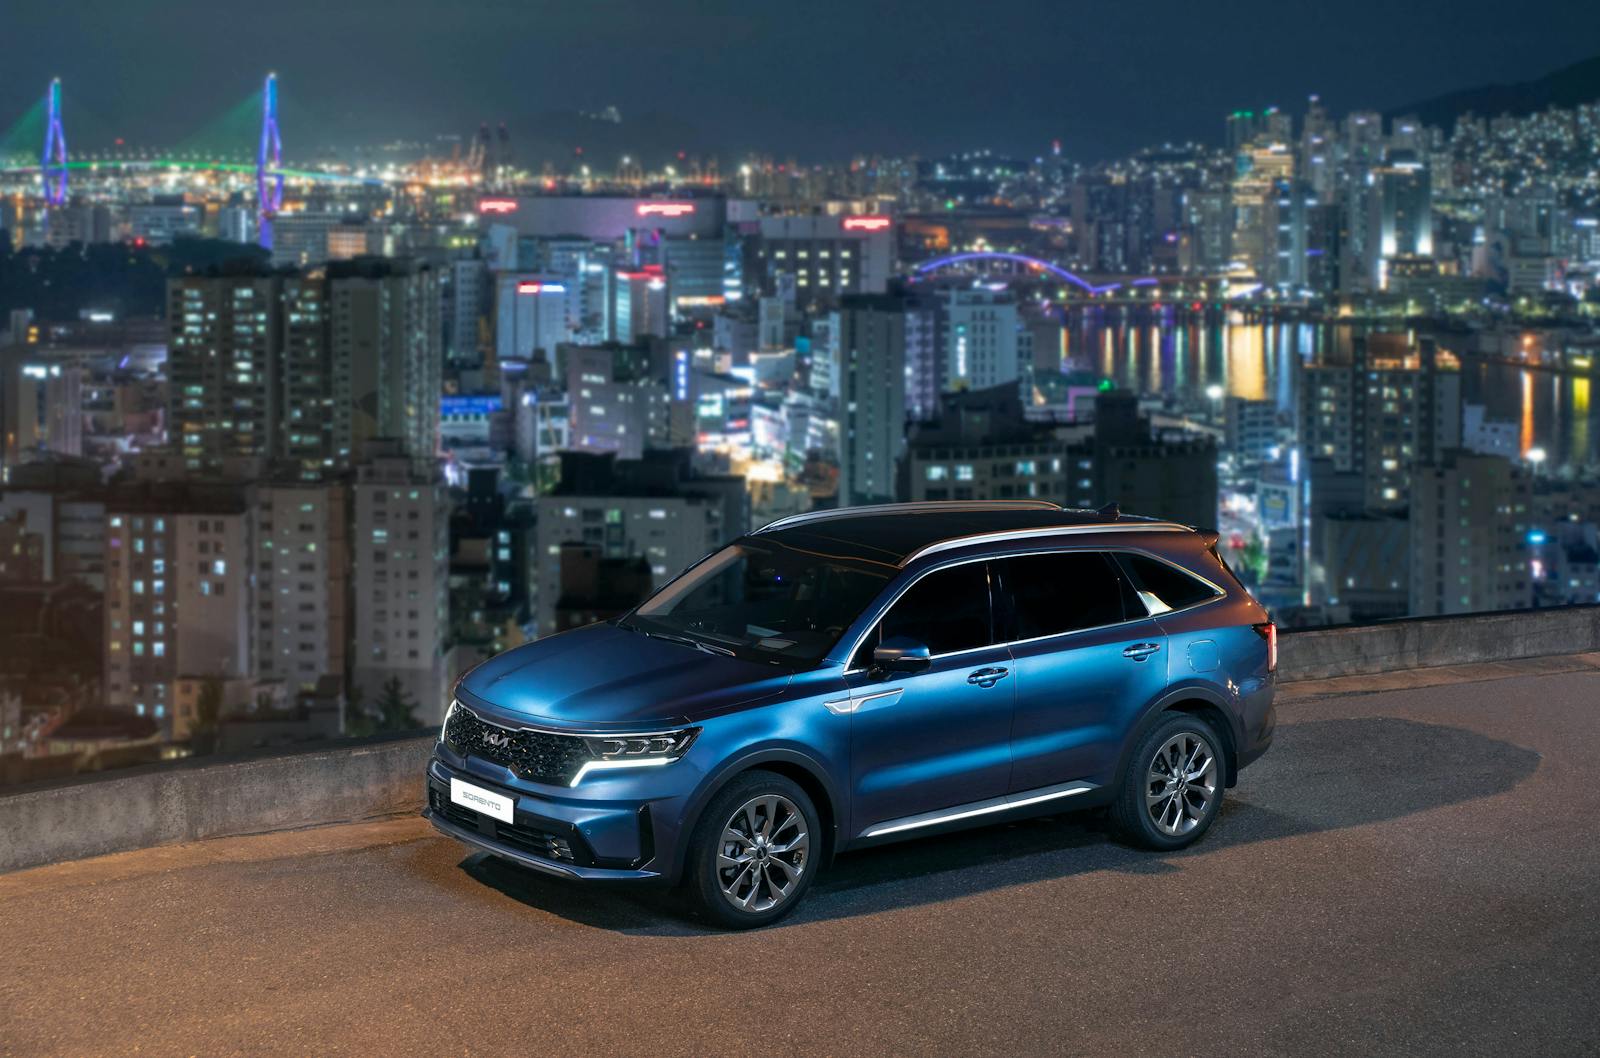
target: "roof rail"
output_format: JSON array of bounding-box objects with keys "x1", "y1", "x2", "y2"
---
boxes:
[
  {"x1": 753, "y1": 500, "x2": 1064, "y2": 535},
  {"x1": 900, "y1": 521, "x2": 1191, "y2": 566}
]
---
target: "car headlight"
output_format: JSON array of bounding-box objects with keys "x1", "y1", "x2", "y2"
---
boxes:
[{"x1": 571, "y1": 728, "x2": 699, "y2": 786}]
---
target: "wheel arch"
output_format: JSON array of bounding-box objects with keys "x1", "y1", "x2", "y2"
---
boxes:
[
  {"x1": 672, "y1": 747, "x2": 843, "y2": 884},
  {"x1": 1117, "y1": 683, "x2": 1242, "y2": 790}
]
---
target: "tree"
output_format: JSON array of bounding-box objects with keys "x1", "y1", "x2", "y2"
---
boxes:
[
  {"x1": 375, "y1": 676, "x2": 420, "y2": 733},
  {"x1": 191, "y1": 678, "x2": 224, "y2": 755}
]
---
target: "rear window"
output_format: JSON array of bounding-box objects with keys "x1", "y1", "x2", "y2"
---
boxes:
[{"x1": 1118, "y1": 553, "x2": 1220, "y2": 612}]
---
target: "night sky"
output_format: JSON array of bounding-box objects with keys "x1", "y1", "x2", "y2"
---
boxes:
[{"x1": 4, "y1": 0, "x2": 1597, "y2": 163}]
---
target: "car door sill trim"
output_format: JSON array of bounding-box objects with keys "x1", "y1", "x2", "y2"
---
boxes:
[{"x1": 859, "y1": 780, "x2": 1098, "y2": 838}]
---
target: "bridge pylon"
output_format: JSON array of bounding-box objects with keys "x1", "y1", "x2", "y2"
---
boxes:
[
  {"x1": 257, "y1": 73, "x2": 283, "y2": 250},
  {"x1": 42, "y1": 78, "x2": 68, "y2": 206}
]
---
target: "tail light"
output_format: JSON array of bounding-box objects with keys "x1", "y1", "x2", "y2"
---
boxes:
[{"x1": 1253, "y1": 622, "x2": 1277, "y2": 673}]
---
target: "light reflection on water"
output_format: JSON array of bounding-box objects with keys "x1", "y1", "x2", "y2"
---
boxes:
[{"x1": 1055, "y1": 309, "x2": 1600, "y2": 473}]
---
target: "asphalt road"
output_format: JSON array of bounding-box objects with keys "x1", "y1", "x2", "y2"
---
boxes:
[{"x1": 3, "y1": 667, "x2": 1597, "y2": 1058}]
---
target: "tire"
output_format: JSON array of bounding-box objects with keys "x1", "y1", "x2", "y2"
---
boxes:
[
  {"x1": 685, "y1": 770, "x2": 821, "y2": 929},
  {"x1": 1110, "y1": 712, "x2": 1225, "y2": 851}
]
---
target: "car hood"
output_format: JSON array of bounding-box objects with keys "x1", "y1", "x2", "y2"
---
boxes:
[{"x1": 455, "y1": 623, "x2": 792, "y2": 729}]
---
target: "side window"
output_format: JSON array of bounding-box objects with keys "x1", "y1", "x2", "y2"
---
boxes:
[
  {"x1": 996, "y1": 552, "x2": 1141, "y2": 641},
  {"x1": 1118, "y1": 553, "x2": 1220, "y2": 612},
  {"x1": 856, "y1": 563, "x2": 994, "y2": 663}
]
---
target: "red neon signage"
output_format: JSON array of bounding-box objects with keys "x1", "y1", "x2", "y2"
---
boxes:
[
  {"x1": 479, "y1": 198, "x2": 518, "y2": 214},
  {"x1": 636, "y1": 202, "x2": 696, "y2": 218},
  {"x1": 842, "y1": 215, "x2": 892, "y2": 231}
]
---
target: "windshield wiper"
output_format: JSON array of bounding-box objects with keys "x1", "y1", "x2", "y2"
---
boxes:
[{"x1": 639, "y1": 629, "x2": 735, "y2": 657}]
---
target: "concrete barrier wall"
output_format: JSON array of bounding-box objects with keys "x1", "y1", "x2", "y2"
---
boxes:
[
  {"x1": 0, "y1": 735, "x2": 435, "y2": 874},
  {"x1": 1279, "y1": 604, "x2": 1600, "y2": 682},
  {"x1": 4, "y1": 604, "x2": 1600, "y2": 873}
]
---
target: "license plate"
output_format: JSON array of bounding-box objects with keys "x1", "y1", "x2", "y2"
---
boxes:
[{"x1": 449, "y1": 777, "x2": 513, "y2": 823}]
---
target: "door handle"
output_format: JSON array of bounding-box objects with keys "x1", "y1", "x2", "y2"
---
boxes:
[
  {"x1": 1122, "y1": 642, "x2": 1162, "y2": 662},
  {"x1": 966, "y1": 666, "x2": 1009, "y2": 687}
]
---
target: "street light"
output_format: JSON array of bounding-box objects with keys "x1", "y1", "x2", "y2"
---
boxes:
[{"x1": 1526, "y1": 447, "x2": 1547, "y2": 472}]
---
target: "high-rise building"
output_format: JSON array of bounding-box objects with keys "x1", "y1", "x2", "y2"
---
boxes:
[
  {"x1": 168, "y1": 259, "x2": 442, "y2": 477},
  {"x1": 941, "y1": 289, "x2": 1020, "y2": 394},
  {"x1": 532, "y1": 452, "x2": 746, "y2": 637},
  {"x1": 1298, "y1": 335, "x2": 1461, "y2": 512},
  {"x1": 495, "y1": 274, "x2": 572, "y2": 362},
  {"x1": 563, "y1": 344, "x2": 670, "y2": 460},
  {"x1": 102, "y1": 487, "x2": 254, "y2": 737},
  {"x1": 1409, "y1": 450, "x2": 1533, "y2": 616},
  {"x1": 350, "y1": 444, "x2": 450, "y2": 723},
  {"x1": 837, "y1": 294, "x2": 912, "y2": 506},
  {"x1": 1375, "y1": 152, "x2": 1434, "y2": 288},
  {"x1": 252, "y1": 482, "x2": 348, "y2": 694}
]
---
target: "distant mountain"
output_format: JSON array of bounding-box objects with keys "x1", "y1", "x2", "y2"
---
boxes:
[
  {"x1": 508, "y1": 109, "x2": 721, "y2": 172},
  {"x1": 1388, "y1": 55, "x2": 1600, "y2": 129}
]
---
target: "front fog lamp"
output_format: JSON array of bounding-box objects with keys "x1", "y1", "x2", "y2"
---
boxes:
[{"x1": 571, "y1": 728, "x2": 699, "y2": 786}]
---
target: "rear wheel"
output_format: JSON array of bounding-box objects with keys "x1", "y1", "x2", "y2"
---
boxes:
[
  {"x1": 1110, "y1": 713, "x2": 1224, "y2": 851},
  {"x1": 685, "y1": 770, "x2": 819, "y2": 929}
]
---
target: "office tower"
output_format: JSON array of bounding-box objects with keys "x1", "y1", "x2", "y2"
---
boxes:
[
  {"x1": 1409, "y1": 451, "x2": 1533, "y2": 616},
  {"x1": 1224, "y1": 397, "x2": 1281, "y2": 466},
  {"x1": 837, "y1": 294, "x2": 912, "y2": 506},
  {"x1": 0, "y1": 353, "x2": 84, "y2": 466},
  {"x1": 350, "y1": 444, "x2": 450, "y2": 723},
  {"x1": 905, "y1": 387, "x2": 1218, "y2": 528},
  {"x1": 904, "y1": 386, "x2": 1072, "y2": 503},
  {"x1": 1087, "y1": 391, "x2": 1218, "y2": 528},
  {"x1": 532, "y1": 452, "x2": 747, "y2": 637},
  {"x1": 445, "y1": 257, "x2": 489, "y2": 364},
  {"x1": 564, "y1": 344, "x2": 670, "y2": 460},
  {"x1": 168, "y1": 260, "x2": 441, "y2": 477},
  {"x1": 751, "y1": 215, "x2": 894, "y2": 301},
  {"x1": 1301, "y1": 94, "x2": 1335, "y2": 201},
  {"x1": 1375, "y1": 152, "x2": 1433, "y2": 287},
  {"x1": 495, "y1": 274, "x2": 571, "y2": 363},
  {"x1": 941, "y1": 289, "x2": 1019, "y2": 394},
  {"x1": 1231, "y1": 145, "x2": 1295, "y2": 279},
  {"x1": 102, "y1": 488, "x2": 254, "y2": 737},
  {"x1": 252, "y1": 482, "x2": 348, "y2": 694},
  {"x1": 1181, "y1": 189, "x2": 1233, "y2": 273},
  {"x1": 1298, "y1": 335, "x2": 1461, "y2": 512}
]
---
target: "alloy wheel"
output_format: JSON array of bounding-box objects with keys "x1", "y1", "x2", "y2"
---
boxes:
[
  {"x1": 1145, "y1": 730, "x2": 1218, "y2": 837},
  {"x1": 715, "y1": 794, "x2": 809, "y2": 914}
]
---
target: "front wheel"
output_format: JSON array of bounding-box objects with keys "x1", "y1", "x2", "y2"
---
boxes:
[
  {"x1": 685, "y1": 770, "x2": 820, "y2": 929},
  {"x1": 1110, "y1": 713, "x2": 1225, "y2": 851}
]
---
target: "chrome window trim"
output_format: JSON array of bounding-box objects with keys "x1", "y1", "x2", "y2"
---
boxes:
[
  {"x1": 836, "y1": 542, "x2": 1223, "y2": 671},
  {"x1": 900, "y1": 522, "x2": 1188, "y2": 566},
  {"x1": 754, "y1": 500, "x2": 1063, "y2": 535}
]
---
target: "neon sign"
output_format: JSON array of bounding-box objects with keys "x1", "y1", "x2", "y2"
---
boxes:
[
  {"x1": 842, "y1": 215, "x2": 891, "y2": 232},
  {"x1": 636, "y1": 202, "x2": 695, "y2": 218},
  {"x1": 516, "y1": 282, "x2": 566, "y2": 294},
  {"x1": 479, "y1": 198, "x2": 518, "y2": 214}
]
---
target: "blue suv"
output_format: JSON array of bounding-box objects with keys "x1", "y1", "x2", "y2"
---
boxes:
[{"x1": 425, "y1": 501, "x2": 1276, "y2": 927}]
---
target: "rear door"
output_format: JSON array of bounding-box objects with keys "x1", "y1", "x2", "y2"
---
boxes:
[
  {"x1": 845, "y1": 561, "x2": 1016, "y2": 835},
  {"x1": 995, "y1": 550, "x2": 1170, "y2": 792}
]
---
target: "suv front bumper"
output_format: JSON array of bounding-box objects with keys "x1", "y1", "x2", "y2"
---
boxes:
[{"x1": 424, "y1": 756, "x2": 666, "y2": 882}]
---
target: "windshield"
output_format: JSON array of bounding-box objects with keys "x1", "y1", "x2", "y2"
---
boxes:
[{"x1": 624, "y1": 540, "x2": 894, "y2": 668}]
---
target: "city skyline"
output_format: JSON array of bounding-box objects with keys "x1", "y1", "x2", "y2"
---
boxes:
[{"x1": 3, "y1": 1, "x2": 1598, "y2": 163}]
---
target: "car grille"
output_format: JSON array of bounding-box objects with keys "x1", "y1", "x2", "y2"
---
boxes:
[
  {"x1": 428, "y1": 788, "x2": 584, "y2": 864},
  {"x1": 441, "y1": 704, "x2": 593, "y2": 786}
]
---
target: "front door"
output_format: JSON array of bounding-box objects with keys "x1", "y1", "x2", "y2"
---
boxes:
[{"x1": 845, "y1": 561, "x2": 1015, "y2": 836}]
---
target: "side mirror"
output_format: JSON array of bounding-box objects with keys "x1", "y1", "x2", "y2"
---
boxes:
[{"x1": 872, "y1": 635, "x2": 931, "y2": 673}]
